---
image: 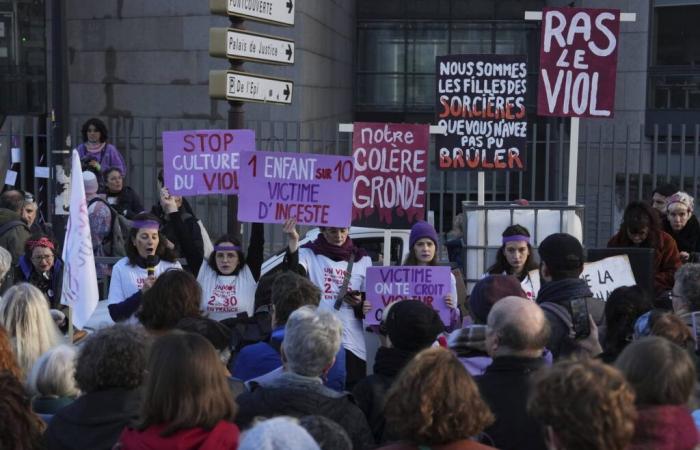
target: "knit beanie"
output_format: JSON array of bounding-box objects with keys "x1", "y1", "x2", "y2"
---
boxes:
[
  {"x1": 409, "y1": 221, "x2": 439, "y2": 248},
  {"x1": 666, "y1": 191, "x2": 695, "y2": 212},
  {"x1": 82, "y1": 171, "x2": 99, "y2": 195},
  {"x1": 239, "y1": 417, "x2": 320, "y2": 450},
  {"x1": 385, "y1": 300, "x2": 444, "y2": 351},
  {"x1": 468, "y1": 275, "x2": 526, "y2": 324}
]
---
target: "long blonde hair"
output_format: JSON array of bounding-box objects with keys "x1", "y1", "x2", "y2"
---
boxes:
[{"x1": 0, "y1": 283, "x2": 62, "y2": 378}]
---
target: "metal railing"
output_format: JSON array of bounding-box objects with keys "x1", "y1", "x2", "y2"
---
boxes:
[{"x1": 2, "y1": 117, "x2": 700, "y2": 257}]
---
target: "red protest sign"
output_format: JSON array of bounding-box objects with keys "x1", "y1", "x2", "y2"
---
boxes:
[
  {"x1": 537, "y1": 7, "x2": 620, "y2": 118},
  {"x1": 352, "y1": 122, "x2": 428, "y2": 229}
]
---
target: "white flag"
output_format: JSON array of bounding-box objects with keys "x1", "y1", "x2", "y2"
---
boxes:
[{"x1": 61, "y1": 150, "x2": 98, "y2": 329}]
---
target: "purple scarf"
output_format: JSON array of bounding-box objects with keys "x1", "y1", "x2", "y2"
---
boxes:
[{"x1": 302, "y1": 233, "x2": 368, "y2": 262}]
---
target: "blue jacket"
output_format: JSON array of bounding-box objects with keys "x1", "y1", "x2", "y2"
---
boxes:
[{"x1": 232, "y1": 326, "x2": 347, "y2": 392}]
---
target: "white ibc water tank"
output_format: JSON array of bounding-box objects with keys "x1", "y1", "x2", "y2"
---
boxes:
[{"x1": 463, "y1": 204, "x2": 584, "y2": 292}]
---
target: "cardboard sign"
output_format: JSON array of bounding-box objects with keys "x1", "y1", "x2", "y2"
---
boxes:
[
  {"x1": 365, "y1": 266, "x2": 452, "y2": 326},
  {"x1": 436, "y1": 54, "x2": 528, "y2": 171},
  {"x1": 162, "y1": 129, "x2": 255, "y2": 196},
  {"x1": 528, "y1": 254, "x2": 636, "y2": 301},
  {"x1": 237, "y1": 151, "x2": 354, "y2": 227},
  {"x1": 537, "y1": 7, "x2": 620, "y2": 118},
  {"x1": 352, "y1": 122, "x2": 428, "y2": 228}
]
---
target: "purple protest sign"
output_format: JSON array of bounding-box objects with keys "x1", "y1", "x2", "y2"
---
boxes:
[
  {"x1": 162, "y1": 129, "x2": 255, "y2": 196},
  {"x1": 237, "y1": 151, "x2": 354, "y2": 227},
  {"x1": 364, "y1": 266, "x2": 452, "y2": 326}
]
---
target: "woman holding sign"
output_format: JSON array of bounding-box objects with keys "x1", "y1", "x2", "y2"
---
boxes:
[
  {"x1": 196, "y1": 224, "x2": 264, "y2": 323},
  {"x1": 403, "y1": 221, "x2": 459, "y2": 328},
  {"x1": 486, "y1": 224, "x2": 539, "y2": 299},
  {"x1": 284, "y1": 218, "x2": 372, "y2": 390},
  {"x1": 107, "y1": 213, "x2": 181, "y2": 323}
]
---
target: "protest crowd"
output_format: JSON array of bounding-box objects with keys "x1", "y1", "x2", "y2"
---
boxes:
[{"x1": 0, "y1": 116, "x2": 699, "y2": 450}]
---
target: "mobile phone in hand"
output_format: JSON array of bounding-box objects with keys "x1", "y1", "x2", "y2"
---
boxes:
[{"x1": 569, "y1": 297, "x2": 591, "y2": 339}]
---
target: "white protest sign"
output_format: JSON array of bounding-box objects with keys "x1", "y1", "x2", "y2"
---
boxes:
[{"x1": 528, "y1": 254, "x2": 636, "y2": 301}]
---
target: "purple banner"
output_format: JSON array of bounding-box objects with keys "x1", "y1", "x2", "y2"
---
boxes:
[
  {"x1": 237, "y1": 151, "x2": 354, "y2": 227},
  {"x1": 365, "y1": 266, "x2": 452, "y2": 326},
  {"x1": 162, "y1": 129, "x2": 255, "y2": 196}
]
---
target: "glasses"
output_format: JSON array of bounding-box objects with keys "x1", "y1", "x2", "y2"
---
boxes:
[{"x1": 32, "y1": 255, "x2": 54, "y2": 262}]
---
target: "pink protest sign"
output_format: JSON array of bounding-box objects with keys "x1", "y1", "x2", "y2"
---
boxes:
[
  {"x1": 352, "y1": 122, "x2": 428, "y2": 229},
  {"x1": 537, "y1": 7, "x2": 620, "y2": 118},
  {"x1": 364, "y1": 266, "x2": 452, "y2": 326},
  {"x1": 237, "y1": 151, "x2": 354, "y2": 227},
  {"x1": 162, "y1": 129, "x2": 255, "y2": 196}
]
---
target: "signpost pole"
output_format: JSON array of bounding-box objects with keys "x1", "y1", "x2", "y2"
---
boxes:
[{"x1": 227, "y1": 16, "x2": 244, "y2": 240}]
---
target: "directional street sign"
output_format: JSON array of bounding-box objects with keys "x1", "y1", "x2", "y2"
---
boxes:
[
  {"x1": 210, "y1": 28, "x2": 294, "y2": 64},
  {"x1": 210, "y1": 0, "x2": 295, "y2": 26},
  {"x1": 209, "y1": 70, "x2": 293, "y2": 105}
]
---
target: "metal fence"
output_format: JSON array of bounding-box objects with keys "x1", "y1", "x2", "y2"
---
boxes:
[{"x1": 1, "y1": 116, "x2": 699, "y2": 256}]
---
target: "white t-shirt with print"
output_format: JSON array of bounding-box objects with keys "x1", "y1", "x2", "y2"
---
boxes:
[
  {"x1": 197, "y1": 262, "x2": 257, "y2": 321},
  {"x1": 298, "y1": 248, "x2": 372, "y2": 361},
  {"x1": 107, "y1": 257, "x2": 182, "y2": 323}
]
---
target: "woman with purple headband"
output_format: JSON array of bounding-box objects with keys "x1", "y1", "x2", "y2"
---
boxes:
[
  {"x1": 196, "y1": 224, "x2": 264, "y2": 322},
  {"x1": 107, "y1": 213, "x2": 181, "y2": 323},
  {"x1": 486, "y1": 224, "x2": 538, "y2": 299}
]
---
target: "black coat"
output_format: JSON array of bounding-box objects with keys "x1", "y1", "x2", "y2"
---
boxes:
[
  {"x1": 106, "y1": 186, "x2": 144, "y2": 219},
  {"x1": 45, "y1": 387, "x2": 141, "y2": 450},
  {"x1": 476, "y1": 356, "x2": 547, "y2": 450},
  {"x1": 236, "y1": 382, "x2": 375, "y2": 450},
  {"x1": 151, "y1": 203, "x2": 204, "y2": 274},
  {"x1": 352, "y1": 346, "x2": 416, "y2": 444},
  {"x1": 663, "y1": 215, "x2": 700, "y2": 256}
]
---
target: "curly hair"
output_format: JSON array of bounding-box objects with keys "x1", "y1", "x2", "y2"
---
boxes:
[
  {"x1": 136, "y1": 332, "x2": 236, "y2": 436},
  {"x1": 614, "y1": 201, "x2": 661, "y2": 248},
  {"x1": 74, "y1": 324, "x2": 148, "y2": 393},
  {"x1": 81, "y1": 117, "x2": 108, "y2": 143},
  {"x1": 126, "y1": 213, "x2": 178, "y2": 265},
  {"x1": 616, "y1": 336, "x2": 696, "y2": 406},
  {"x1": 0, "y1": 326, "x2": 21, "y2": 380},
  {"x1": 207, "y1": 234, "x2": 246, "y2": 275},
  {"x1": 0, "y1": 372, "x2": 45, "y2": 450},
  {"x1": 137, "y1": 269, "x2": 202, "y2": 331},
  {"x1": 528, "y1": 358, "x2": 636, "y2": 450},
  {"x1": 384, "y1": 347, "x2": 494, "y2": 445},
  {"x1": 487, "y1": 224, "x2": 538, "y2": 280}
]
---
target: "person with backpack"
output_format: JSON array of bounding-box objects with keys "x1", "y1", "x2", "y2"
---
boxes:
[
  {"x1": 0, "y1": 190, "x2": 31, "y2": 266},
  {"x1": 84, "y1": 171, "x2": 113, "y2": 277}
]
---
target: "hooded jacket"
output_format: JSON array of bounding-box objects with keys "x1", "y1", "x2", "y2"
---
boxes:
[
  {"x1": 236, "y1": 371, "x2": 375, "y2": 450},
  {"x1": 117, "y1": 420, "x2": 239, "y2": 450},
  {"x1": 45, "y1": 388, "x2": 141, "y2": 450},
  {"x1": 536, "y1": 278, "x2": 605, "y2": 359},
  {"x1": 0, "y1": 207, "x2": 30, "y2": 265}
]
